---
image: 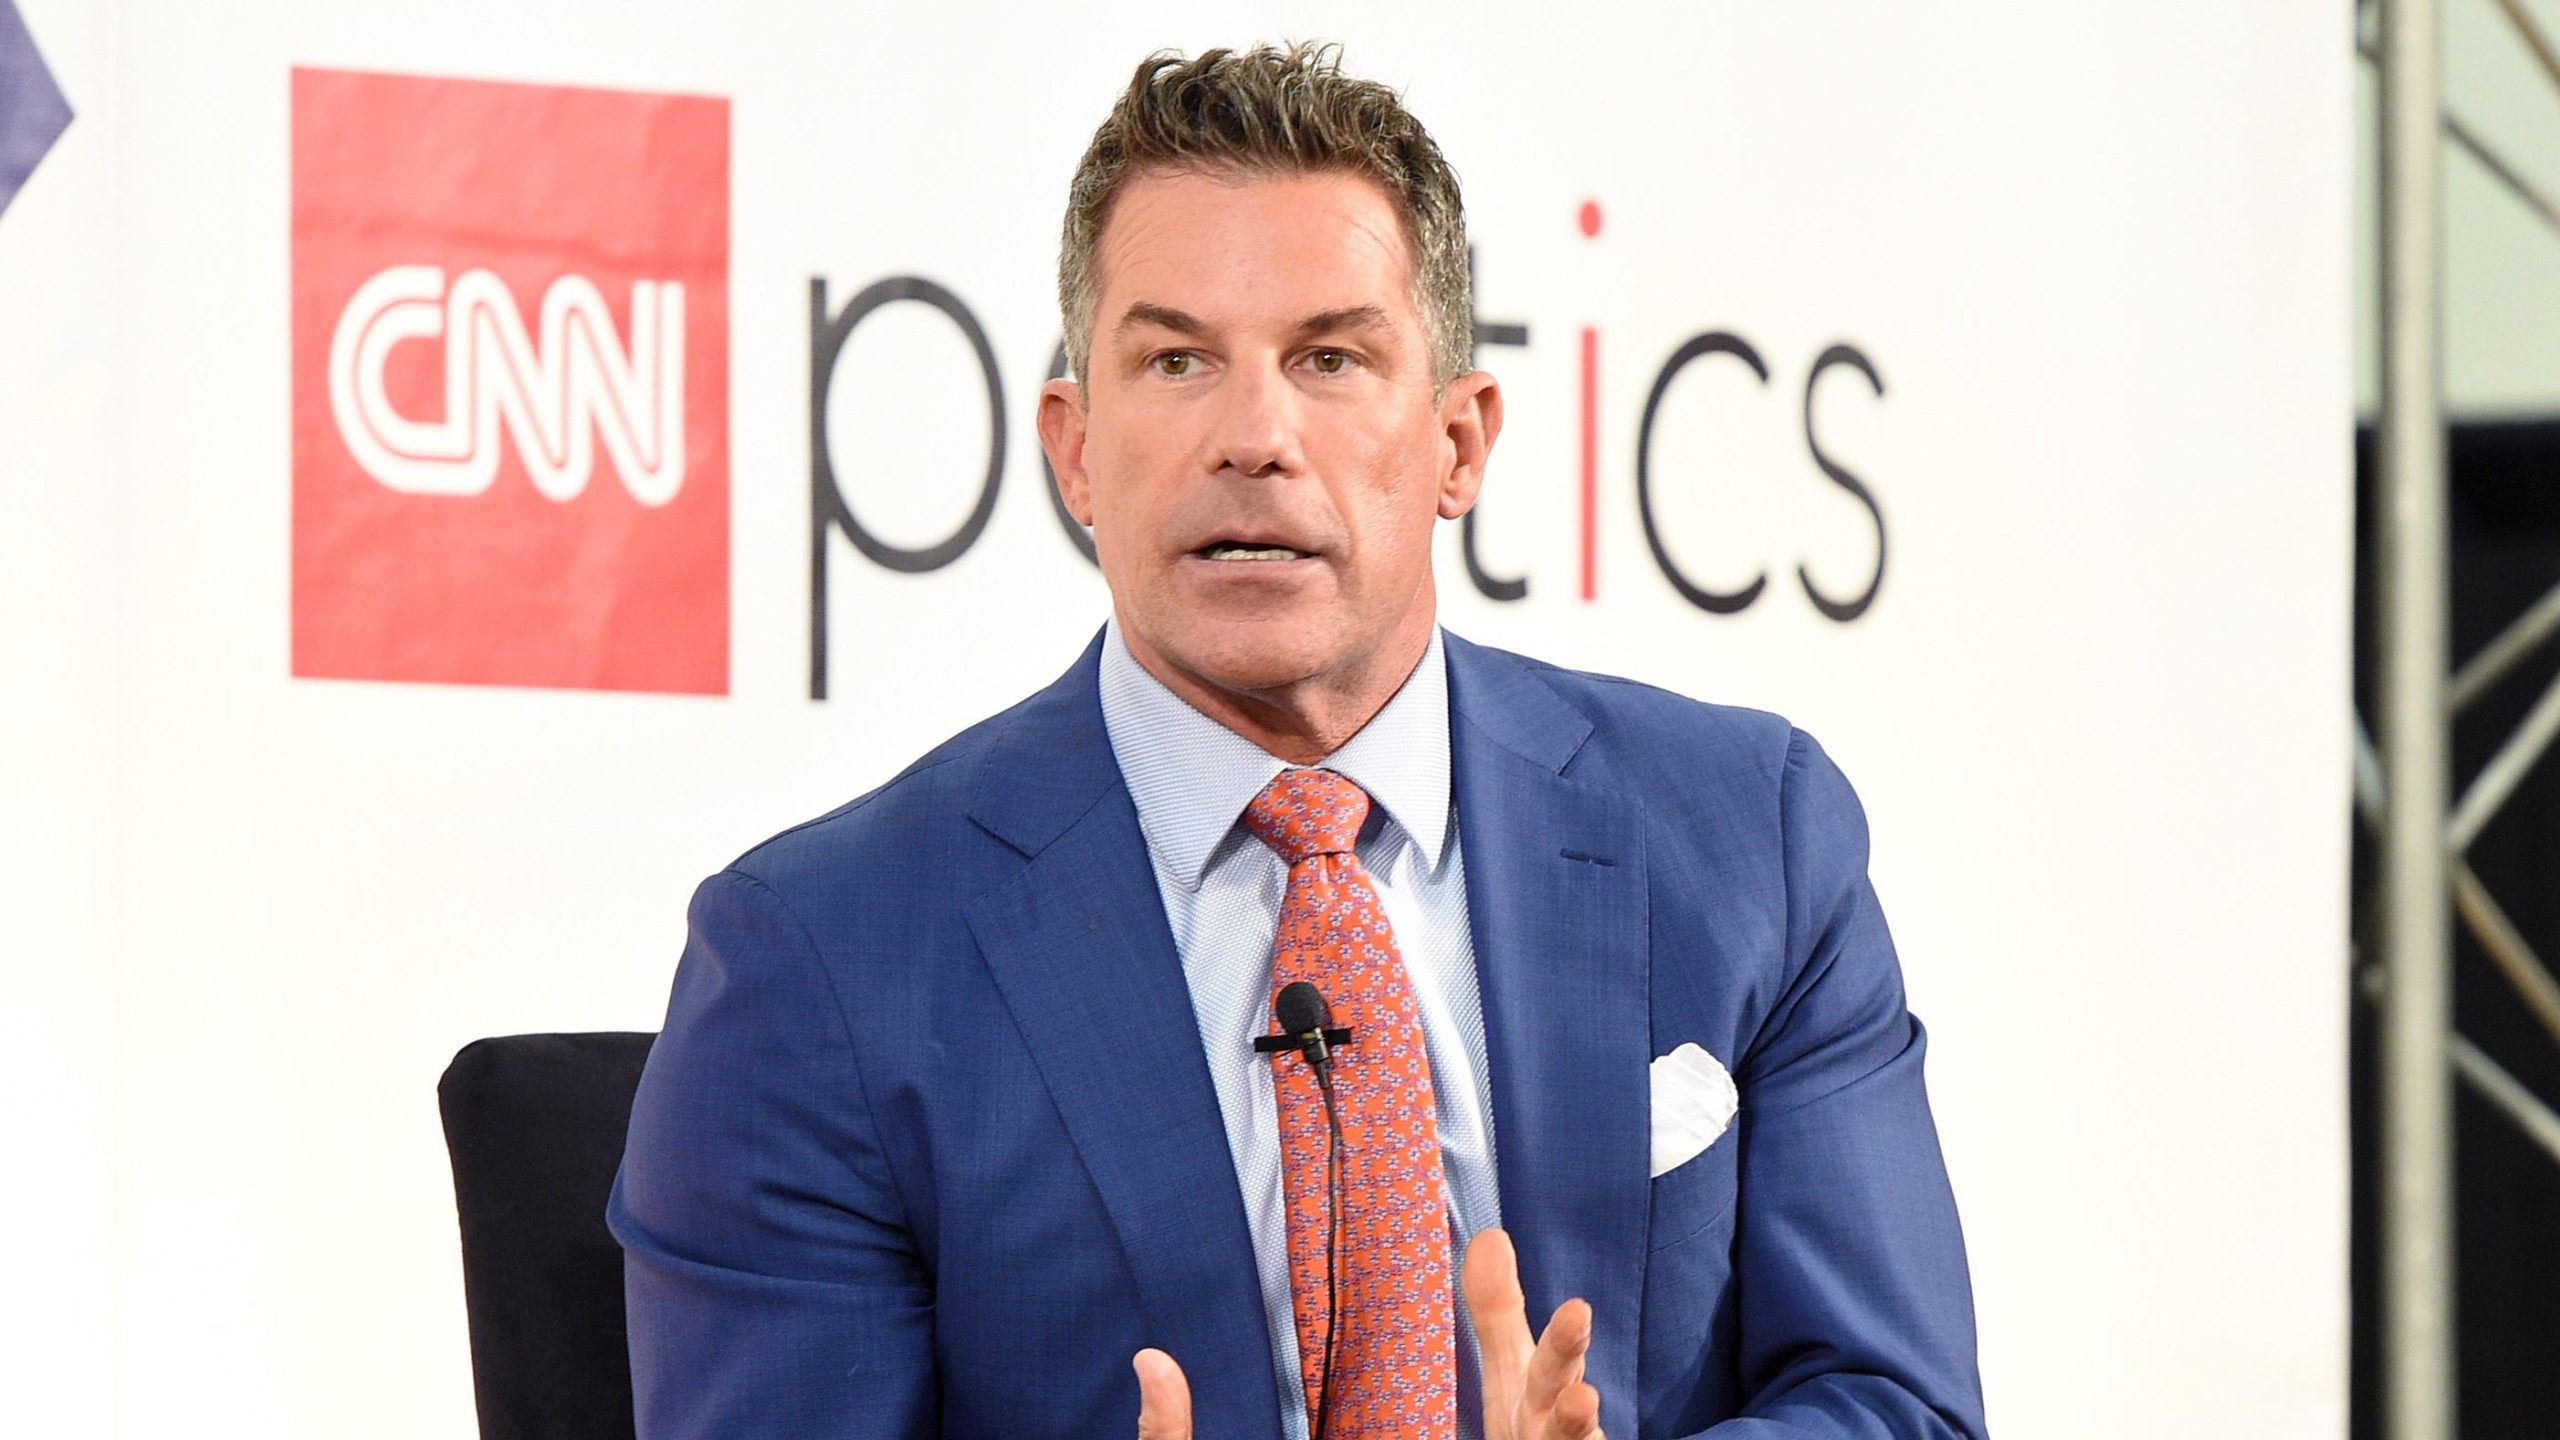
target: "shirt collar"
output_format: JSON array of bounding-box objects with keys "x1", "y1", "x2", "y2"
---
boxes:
[{"x1": 1098, "y1": 619, "x2": 1454, "y2": 891}]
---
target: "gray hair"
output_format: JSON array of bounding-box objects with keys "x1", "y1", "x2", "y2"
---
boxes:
[{"x1": 1056, "y1": 42, "x2": 1473, "y2": 388}]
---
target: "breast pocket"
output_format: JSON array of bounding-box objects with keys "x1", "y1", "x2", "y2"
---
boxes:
[{"x1": 1646, "y1": 1130, "x2": 1739, "y2": 1252}]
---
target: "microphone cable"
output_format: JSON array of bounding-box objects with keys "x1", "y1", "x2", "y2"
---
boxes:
[
  {"x1": 1262, "y1": 981, "x2": 1351, "y2": 1440},
  {"x1": 1312, "y1": 1025, "x2": 1345, "y2": 1440}
]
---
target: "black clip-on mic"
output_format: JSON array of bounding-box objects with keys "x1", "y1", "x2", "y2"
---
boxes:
[
  {"x1": 1257, "y1": 980, "x2": 1351, "y2": 1440},
  {"x1": 1253, "y1": 984, "x2": 1354, "y2": 1064}
]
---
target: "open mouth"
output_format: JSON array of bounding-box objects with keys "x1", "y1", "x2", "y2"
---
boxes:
[{"x1": 1196, "y1": 542, "x2": 1310, "y2": 561}]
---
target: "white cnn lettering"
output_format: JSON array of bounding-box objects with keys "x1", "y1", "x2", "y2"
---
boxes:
[{"x1": 327, "y1": 265, "x2": 686, "y2": 504}]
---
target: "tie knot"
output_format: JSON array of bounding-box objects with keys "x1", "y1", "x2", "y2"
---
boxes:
[{"x1": 1242, "y1": 768, "x2": 1370, "y2": 863}]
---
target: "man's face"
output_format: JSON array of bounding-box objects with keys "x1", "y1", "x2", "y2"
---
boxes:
[{"x1": 1038, "y1": 168, "x2": 1499, "y2": 732}]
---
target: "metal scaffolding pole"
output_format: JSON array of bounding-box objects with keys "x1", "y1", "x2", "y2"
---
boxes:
[{"x1": 2376, "y1": 0, "x2": 2454, "y2": 1434}]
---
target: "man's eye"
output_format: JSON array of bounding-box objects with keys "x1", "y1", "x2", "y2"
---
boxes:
[
  {"x1": 1309, "y1": 349, "x2": 1353, "y2": 375},
  {"x1": 1153, "y1": 352, "x2": 1194, "y2": 377}
]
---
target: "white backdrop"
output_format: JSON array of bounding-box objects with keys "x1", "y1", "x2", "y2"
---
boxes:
[{"x1": 0, "y1": 2, "x2": 2352, "y2": 1435}]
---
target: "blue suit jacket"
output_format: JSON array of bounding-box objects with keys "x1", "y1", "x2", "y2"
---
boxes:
[{"x1": 609, "y1": 633, "x2": 1986, "y2": 1438}]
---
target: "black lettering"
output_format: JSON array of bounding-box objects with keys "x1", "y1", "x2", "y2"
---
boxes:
[
  {"x1": 1463, "y1": 246, "x2": 1531, "y2": 602},
  {"x1": 1636, "y1": 332, "x2": 1768, "y2": 614},
  {"x1": 1799, "y1": 344, "x2": 1886, "y2": 622},
  {"x1": 808, "y1": 276, "x2": 1006, "y2": 699}
]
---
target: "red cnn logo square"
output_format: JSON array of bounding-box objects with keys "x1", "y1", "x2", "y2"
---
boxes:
[{"x1": 292, "y1": 69, "x2": 729, "y2": 693}]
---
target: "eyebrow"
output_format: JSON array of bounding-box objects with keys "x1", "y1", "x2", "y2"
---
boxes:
[
  {"x1": 1291, "y1": 305, "x2": 1393, "y2": 339},
  {"x1": 1110, "y1": 302, "x2": 1398, "y2": 342},
  {"x1": 1115, "y1": 302, "x2": 1210, "y2": 338}
]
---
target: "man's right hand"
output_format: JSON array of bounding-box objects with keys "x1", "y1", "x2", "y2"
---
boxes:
[
  {"x1": 1135, "y1": 1348, "x2": 1192, "y2": 1440},
  {"x1": 1139, "y1": 1230, "x2": 1602, "y2": 1440},
  {"x1": 1463, "y1": 1228, "x2": 1606, "y2": 1440}
]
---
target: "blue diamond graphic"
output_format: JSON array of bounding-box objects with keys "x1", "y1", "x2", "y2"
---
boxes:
[{"x1": 0, "y1": 0, "x2": 72, "y2": 222}]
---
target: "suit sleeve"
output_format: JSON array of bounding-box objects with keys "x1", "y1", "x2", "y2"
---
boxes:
[
  {"x1": 607, "y1": 867, "x2": 937, "y2": 1439},
  {"x1": 1706, "y1": 729, "x2": 1989, "y2": 1438}
]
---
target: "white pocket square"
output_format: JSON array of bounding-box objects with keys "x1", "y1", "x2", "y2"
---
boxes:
[{"x1": 1650, "y1": 1042, "x2": 1739, "y2": 1178}]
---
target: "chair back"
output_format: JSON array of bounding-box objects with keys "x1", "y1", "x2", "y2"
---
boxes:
[{"x1": 439, "y1": 1031, "x2": 656, "y2": 1440}]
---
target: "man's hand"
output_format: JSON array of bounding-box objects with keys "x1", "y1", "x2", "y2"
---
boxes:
[
  {"x1": 1463, "y1": 1228, "x2": 1605, "y2": 1440},
  {"x1": 1137, "y1": 1233, "x2": 1598, "y2": 1440},
  {"x1": 1135, "y1": 1348, "x2": 1192, "y2": 1440}
]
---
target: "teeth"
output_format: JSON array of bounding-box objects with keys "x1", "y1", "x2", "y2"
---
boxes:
[{"x1": 1203, "y1": 544, "x2": 1303, "y2": 561}]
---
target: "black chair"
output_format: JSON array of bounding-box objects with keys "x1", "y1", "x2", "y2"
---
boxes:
[{"x1": 439, "y1": 1032, "x2": 656, "y2": 1440}]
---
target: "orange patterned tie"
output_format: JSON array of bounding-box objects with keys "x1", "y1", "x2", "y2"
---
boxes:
[{"x1": 1244, "y1": 768, "x2": 1457, "y2": 1440}]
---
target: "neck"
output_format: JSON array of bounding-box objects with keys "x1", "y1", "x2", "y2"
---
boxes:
[{"x1": 1118, "y1": 614, "x2": 1435, "y2": 766}]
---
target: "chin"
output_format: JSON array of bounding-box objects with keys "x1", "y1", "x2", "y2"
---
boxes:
[
  {"x1": 1188, "y1": 648, "x2": 1329, "y2": 696},
  {"x1": 1163, "y1": 623, "x2": 1333, "y2": 695}
]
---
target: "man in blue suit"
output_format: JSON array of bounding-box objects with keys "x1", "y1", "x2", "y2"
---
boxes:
[{"x1": 610, "y1": 43, "x2": 1985, "y2": 1440}]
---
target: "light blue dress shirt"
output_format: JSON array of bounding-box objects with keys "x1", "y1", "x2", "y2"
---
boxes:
[{"x1": 1098, "y1": 620, "x2": 1501, "y2": 1440}]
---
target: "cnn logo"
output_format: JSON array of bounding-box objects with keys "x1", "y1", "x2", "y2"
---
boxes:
[
  {"x1": 328, "y1": 266, "x2": 685, "y2": 505},
  {"x1": 291, "y1": 69, "x2": 728, "y2": 694}
]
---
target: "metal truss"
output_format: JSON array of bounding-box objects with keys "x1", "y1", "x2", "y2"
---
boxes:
[{"x1": 2358, "y1": 2, "x2": 2560, "y2": 1435}]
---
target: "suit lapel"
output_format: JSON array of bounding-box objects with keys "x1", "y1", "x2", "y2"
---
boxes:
[
  {"x1": 962, "y1": 641, "x2": 1280, "y2": 1438},
  {"x1": 1447, "y1": 636, "x2": 1650, "y2": 1440}
]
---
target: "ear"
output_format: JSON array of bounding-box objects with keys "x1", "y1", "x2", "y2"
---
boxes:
[
  {"x1": 1435, "y1": 369, "x2": 1503, "y2": 520},
  {"x1": 1037, "y1": 377, "x2": 1094, "y2": 525}
]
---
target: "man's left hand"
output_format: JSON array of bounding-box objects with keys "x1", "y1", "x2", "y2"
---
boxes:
[
  {"x1": 1463, "y1": 1228, "x2": 1605, "y2": 1440},
  {"x1": 1134, "y1": 1348, "x2": 1191, "y2": 1440}
]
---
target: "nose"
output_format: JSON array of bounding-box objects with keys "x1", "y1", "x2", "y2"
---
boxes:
[{"x1": 1210, "y1": 357, "x2": 1303, "y2": 479}]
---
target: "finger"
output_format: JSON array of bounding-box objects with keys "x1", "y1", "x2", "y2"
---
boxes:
[
  {"x1": 1521, "y1": 1297, "x2": 1594, "y2": 1424},
  {"x1": 1462, "y1": 1228, "x2": 1536, "y2": 1379},
  {"x1": 1547, "y1": 1379, "x2": 1604, "y2": 1440},
  {"x1": 1134, "y1": 1348, "x2": 1192, "y2": 1440}
]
